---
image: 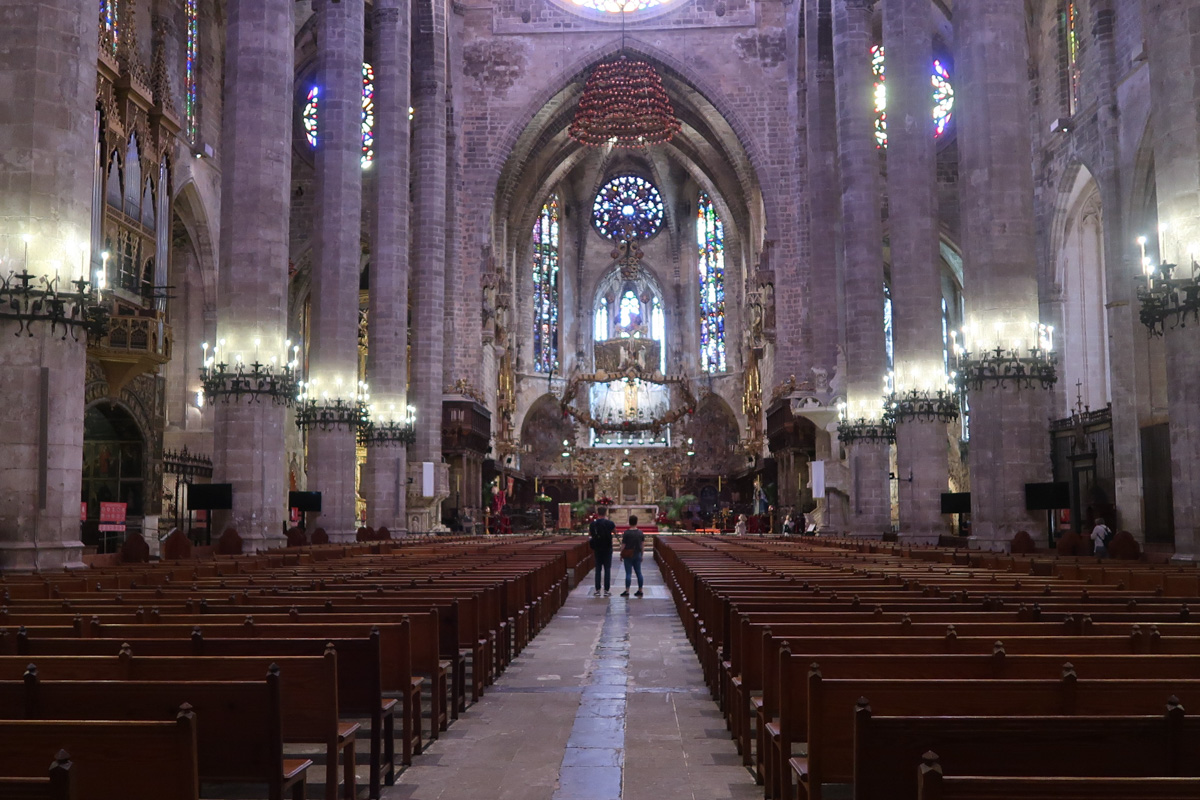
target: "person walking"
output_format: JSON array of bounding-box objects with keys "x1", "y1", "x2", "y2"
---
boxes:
[
  {"x1": 620, "y1": 515, "x2": 646, "y2": 598},
  {"x1": 1091, "y1": 517, "x2": 1112, "y2": 559},
  {"x1": 589, "y1": 506, "x2": 616, "y2": 597}
]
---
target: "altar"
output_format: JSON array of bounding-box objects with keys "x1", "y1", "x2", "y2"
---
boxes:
[{"x1": 607, "y1": 504, "x2": 658, "y2": 529}]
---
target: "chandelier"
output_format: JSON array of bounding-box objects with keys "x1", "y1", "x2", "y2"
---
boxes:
[{"x1": 569, "y1": 55, "x2": 681, "y2": 147}]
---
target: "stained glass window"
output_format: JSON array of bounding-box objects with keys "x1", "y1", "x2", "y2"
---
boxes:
[
  {"x1": 569, "y1": 0, "x2": 669, "y2": 12},
  {"x1": 1060, "y1": 1, "x2": 1081, "y2": 116},
  {"x1": 618, "y1": 290, "x2": 640, "y2": 334},
  {"x1": 185, "y1": 0, "x2": 199, "y2": 142},
  {"x1": 302, "y1": 63, "x2": 376, "y2": 169},
  {"x1": 697, "y1": 192, "x2": 726, "y2": 374},
  {"x1": 884, "y1": 285, "x2": 894, "y2": 371},
  {"x1": 652, "y1": 295, "x2": 666, "y2": 372},
  {"x1": 595, "y1": 302, "x2": 608, "y2": 342},
  {"x1": 592, "y1": 176, "x2": 664, "y2": 241},
  {"x1": 360, "y1": 64, "x2": 375, "y2": 166},
  {"x1": 532, "y1": 194, "x2": 560, "y2": 374},
  {"x1": 100, "y1": 0, "x2": 120, "y2": 56},
  {"x1": 871, "y1": 45, "x2": 955, "y2": 149}
]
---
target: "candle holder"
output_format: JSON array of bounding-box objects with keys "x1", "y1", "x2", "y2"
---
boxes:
[
  {"x1": 359, "y1": 406, "x2": 417, "y2": 446},
  {"x1": 954, "y1": 346, "x2": 1058, "y2": 392},
  {"x1": 0, "y1": 270, "x2": 108, "y2": 339},
  {"x1": 295, "y1": 396, "x2": 370, "y2": 433},
  {"x1": 200, "y1": 360, "x2": 299, "y2": 405},
  {"x1": 890, "y1": 388, "x2": 960, "y2": 425},
  {"x1": 1136, "y1": 258, "x2": 1200, "y2": 336},
  {"x1": 837, "y1": 415, "x2": 896, "y2": 445}
]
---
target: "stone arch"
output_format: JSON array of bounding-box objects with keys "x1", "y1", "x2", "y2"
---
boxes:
[
  {"x1": 1051, "y1": 165, "x2": 1110, "y2": 415},
  {"x1": 519, "y1": 394, "x2": 576, "y2": 476}
]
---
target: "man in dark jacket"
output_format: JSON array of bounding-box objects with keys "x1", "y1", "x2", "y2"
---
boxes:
[{"x1": 588, "y1": 506, "x2": 616, "y2": 597}]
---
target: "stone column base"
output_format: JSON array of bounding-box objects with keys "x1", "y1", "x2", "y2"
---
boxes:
[{"x1": 0, "y1": 540, "x2": 86, "y2": 572}]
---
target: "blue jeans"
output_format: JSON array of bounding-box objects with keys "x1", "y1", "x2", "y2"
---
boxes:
[
  {"x1": 594, "y1": 549, "x2": 612, "y2": 591},
  {"x1": 623, "y1": 555, "x2": 643, "y2": 590}
]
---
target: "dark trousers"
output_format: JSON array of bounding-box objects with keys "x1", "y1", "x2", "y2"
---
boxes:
[{"x1": 593, "y1": 549, "x2": 612, "y2": 591}]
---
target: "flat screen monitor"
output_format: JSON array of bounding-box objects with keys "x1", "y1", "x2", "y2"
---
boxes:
[
  {"x1": 940, "y1": 492, "x2": 971, "y2": 514},
  {"x1": 187, "y1": 483, "x2": 233, "y2": 511},
  {"x1": 288, "y1": 491, "x2": 322, "y2": 513},
  {"x1": 1025, "y1": 482, "x2": 1070, "y2": 511}
]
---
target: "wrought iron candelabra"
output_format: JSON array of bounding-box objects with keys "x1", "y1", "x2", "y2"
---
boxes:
[
  {"x1": 837, "y1": 415, "x2": 896, "y2": 445},
  {"x1": 890, "y1": 388, "x2": 960, "y2": 425},
  {"x1": 358, "y1": 406, "x2": 417, "y2": 446},
  {"x1": 954, "y1": 345, "x2": 1058, "y2": 392},
  {"x1": 201, "y1": 359, "x2": 299, "y2": 405},
  {"x1": 295, "y1": 396, "x2": 369, "y2": 433},
  {"x1": 1136, "y1": 257, "x2": 1200, "y2": 336},
  {"x1": 0, "y1": 270, "x2": 107, "y2": 338}
]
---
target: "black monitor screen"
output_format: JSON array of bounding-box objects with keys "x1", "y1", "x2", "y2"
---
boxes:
[
  {"x1": 187, "y1": 483, "x2": 233, "y2": 511},
  {"x1": 1025, "y1": 482, "x2": 1070, "y2": 511},
  {"x1": 288, "y1": 491, "x2": 322, "y2": 513},
  {"x1": 940, "y1": 492, "x2": 971, "y2": 514}
]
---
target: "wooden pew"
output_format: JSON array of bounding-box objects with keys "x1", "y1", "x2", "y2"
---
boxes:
[
  {"x1": 2, "y1": 669, "x2": 310, "y2": 800},
  {"x1": 787, "y1": 673, "x2": 1200, "y2": 800},
  {"x1": 0, "y1": 710, "x2": 199, "y2": 800},
  {"x1": 856, "y1": 703, "x2": 1200, "y2": 800},
  {"x1": 0, "y1": 750, "x2": 74, "y2": 800},
  {"x1": 917, "y1": 753, "x2": 1200, "y2": 800},
  {"x1": 0, "y1": 652, "x2": 352, "y2": 800},
  {"x1": 12, "y1": 629, "x2": 400, "y2": 794}
]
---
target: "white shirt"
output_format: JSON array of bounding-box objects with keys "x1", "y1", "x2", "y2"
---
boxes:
[{"x1": 1091, "y1": 524, "x2": 1109, "y2": 547}]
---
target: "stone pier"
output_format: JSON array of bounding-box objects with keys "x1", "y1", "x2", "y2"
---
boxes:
[
  {"x1": 305, "y1": 0, "x2": 365, "y2": 541},
  {"x1": 954, "y1": 0, "x2": 1052, "y2": 549},
  {"x1": 210, "y1": 0, "x2": 295, "y2": 550},
  {"x1": 1145, "y1": 1, "x2": 1200, "y2": 558},
  {"x1": 884, "y1": 0, "x2": 950, "y2": 540},
  {"x1": 0, "y1": 1, "x2": 97, "y2": 570},
  {"x1": 363, "y1": 0, "x2": 412, "y2": 534},
  {"x1": 833, "y1": 0, "x2": 890, "y2": 535}
]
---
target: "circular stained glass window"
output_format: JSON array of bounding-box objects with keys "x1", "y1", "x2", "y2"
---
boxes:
[
  {"x1": 569, "y1": 0, "x2": 669, "y2": 12},
  {"x1": 592, "y1": 175, "x2": 664, "y2": 241}
]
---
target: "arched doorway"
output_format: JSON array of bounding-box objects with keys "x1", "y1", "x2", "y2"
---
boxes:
[{"x1": 81, "y1": 401, "x2": 147, "y2": 552}]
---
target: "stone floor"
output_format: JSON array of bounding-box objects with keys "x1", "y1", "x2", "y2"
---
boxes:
[{"x1": 384, "y1": 554, "x2": 759, "y2": 800}]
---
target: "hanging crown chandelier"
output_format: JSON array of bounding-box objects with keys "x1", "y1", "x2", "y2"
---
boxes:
[{"x1": 569, "y1": 56, "x2": 682, "y2": 147}]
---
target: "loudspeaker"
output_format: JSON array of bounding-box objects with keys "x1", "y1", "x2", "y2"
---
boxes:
[
  {"x1": 1025, "y1": 482, "x2": 1070, "y2": 511},
  {"x1": 288, "y1": 491, "x2": 322, "y2": 513},
  {"x1": 940, "y1": 492, "x2": 971, "y2": 515},
  {"x1": 187, "y1": 483, "x2": 233, "y2": 511}
]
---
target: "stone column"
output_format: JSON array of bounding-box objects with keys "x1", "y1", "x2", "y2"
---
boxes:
[
  {"x1": 954, "y1": 0, "x2": 1052, "y2": 549},
  {"x1": 805, "y1": 0, "x2": 841, "y2": 382},
  {"x1": 210, "y1": 0, "x2": 294, "y2": 550},
  {"x1": 0, "y1": 1, "x2": 97, "y2": 570},
  {"x1": 833, "y1": 0, "x2": 890, "y2": 534},
  {"x1": 1089, "y1": 0, "x2": 1142, "y2": 539},
  {"x1": 304, "y1": 0, "x2": 365, "y2": 540},
  {"x1": 363, "y1": 0, "x2": 411, "y2": 534},
  {"x1": 883, "y1": 0, "x2": 950, "y2": 540},
  {"x1": 797, "y1": 0, "x2": 844, "y2": 529},
  {"x1": 1144, "y1": 1, "x2": 1200, "y2": 558},
  {"x1": 408, "y1": 0, "x2": 449, "y2": 530}
]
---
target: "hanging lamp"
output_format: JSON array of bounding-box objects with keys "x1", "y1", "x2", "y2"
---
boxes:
[{"x1": 568, "y1": 1, "x2": 681, "y2": 147}]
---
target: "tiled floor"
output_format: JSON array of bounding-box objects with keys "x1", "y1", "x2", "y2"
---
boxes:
[{"x1": 385, "y1": 555, "x2": 759, "y2": 800}]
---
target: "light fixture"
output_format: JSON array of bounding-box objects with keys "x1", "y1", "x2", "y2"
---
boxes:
[
  {"x1": 200, "y1": 337, "x2": 301, "y2": 405},
  {"x1": 951, "y1": 322, "x2": 1058, "y2": 392},
  {"x1": 359, "y1": 403, "x2": 416, "y2": 446},
  {"x1": 0, "y1": 235, "x2": 107, "y2": 338},
  {"x1": 568, "y1": 2, "x2": 680, "y2": 149}
]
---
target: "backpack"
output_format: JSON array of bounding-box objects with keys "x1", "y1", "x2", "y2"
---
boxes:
[{"x1": 1103, "y1": 525, "x2": 1114, "y2": 546}]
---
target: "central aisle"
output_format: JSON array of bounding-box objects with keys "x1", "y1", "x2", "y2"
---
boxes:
[{"x1": 386, "y1": 552, "x2": 758, "y2": 800}]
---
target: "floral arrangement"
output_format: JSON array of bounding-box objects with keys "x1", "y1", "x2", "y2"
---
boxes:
[
  {"x1": 597, "y1": 495, "x2": 614, "y2": 507},
  {"x1": 534, "y1": 493, "x2": 553, "y2": 504}
]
